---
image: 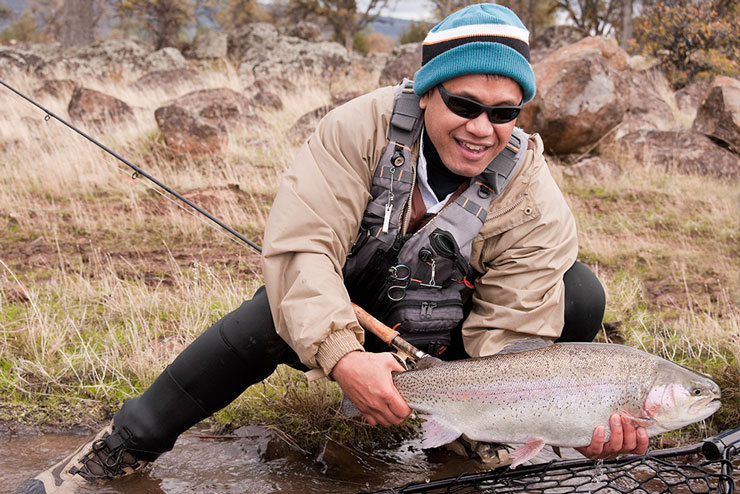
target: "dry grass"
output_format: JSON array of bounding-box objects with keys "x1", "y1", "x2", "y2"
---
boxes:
[{"x1": 0, "y1": 60, "x2": 739, "y2": 449}]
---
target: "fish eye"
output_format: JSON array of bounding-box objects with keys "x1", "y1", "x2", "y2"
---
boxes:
[{"x1": 692, "y1": 388, "x2": 703, "y2": 396}]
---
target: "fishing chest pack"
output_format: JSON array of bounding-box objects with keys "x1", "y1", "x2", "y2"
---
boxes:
[{"x1": 343, "y1": 80, "x2": 529, "y2": 356}]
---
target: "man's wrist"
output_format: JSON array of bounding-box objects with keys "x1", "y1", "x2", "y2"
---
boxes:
[{"x1": 316, "y1": 328, "x2": 365, "y2": 377}]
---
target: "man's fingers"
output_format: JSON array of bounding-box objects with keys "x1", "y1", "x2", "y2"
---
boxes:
[
  {"x1": 576, "y1": 425, "x2": 605, "y2": 457},
  {"x1": 635, "y1": 427, "x2": 649, "y2": 455},
  {"x1": 603, "y1": 413, "x2": 623, "y2": 456},
  {"x1": 620, "y1": 415, "x2": 637, "y2": 452}
]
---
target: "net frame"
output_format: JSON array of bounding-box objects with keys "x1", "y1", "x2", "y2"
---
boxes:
[{"x1": 364, "y1": 426, "x2": 740, "y2": 494}]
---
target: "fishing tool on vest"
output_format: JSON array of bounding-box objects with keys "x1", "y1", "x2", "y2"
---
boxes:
[
  {"x1": 343, "y1": 79, "x2": 529, "y2": 357},
  {"x1": 0, "y1": 78, "x2": 429, "y2": 366}
]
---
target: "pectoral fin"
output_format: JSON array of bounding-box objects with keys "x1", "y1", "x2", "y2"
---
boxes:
[
  {"x1": 620, "y1": 410, "x2": 655, "y2": 427},
  {"x1": 420, "y1": 416, "x2": 462, "y2": 449},
  {"x1": 509, "y1": 438, "x2": 546, "y2": 469}
]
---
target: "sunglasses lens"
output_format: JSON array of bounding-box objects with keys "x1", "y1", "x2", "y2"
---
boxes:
[
  {"x1": 488, "y1": 107, "x2": 521, "y2": 124},
  {"x1": 445, "y1": 95, "x2": 483, "y2": 119}
]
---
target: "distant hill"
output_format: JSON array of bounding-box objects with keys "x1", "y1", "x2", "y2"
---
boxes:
[
  {"x1": 369, "y1": 16, "x2": 413, "y2": 41},
  {"x1": 1, "y1": 0, "x2": 25, "y2": 27}
]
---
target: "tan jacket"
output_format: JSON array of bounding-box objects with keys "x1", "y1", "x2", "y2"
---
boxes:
[{"x1": 262, "y1": 85, "x2": 578, "y2": 376}]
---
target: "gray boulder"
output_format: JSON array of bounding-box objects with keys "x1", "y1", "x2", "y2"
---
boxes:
[
  {"x1": 131, "y1": 69, "x2": 203, "y2": 91},
  {"x1": 675, "y1": 79, "x2": 711, "y2": 120},
  {"x1": 186, "y1": 31, "x2": 228, "y2": 59},
  {"x1": 379, "y1": 43, "x2": 421, "y2": 87},
  {"x1": 563, "y1": 156, "x2": 622, "y2": 183},
  {"x1": 37, "y1": 39, "x2": 152, "y2": 79},
  {"x1": 228, "y1": 23, "x2": 350, "y2": 86},
  {"x1": 286, "y1": 22, "x2": 323, "y2": 42},
  {"x1": 614, "y1": 129, "x2": 740, "y2": 179},
  {"x1": 0, "y1": 46, "x2": 48, "y2": 76},
  {"x1": 518, "y1": 37, "x2": 629, "y2": 156},
  {"x1": 144, "y1": 47, "x2": 188, "y2": 72},
  {"x1": 692, "y1": 76, "x2": 740, "y2": 154},
  {"x1": 616, "y1": 70, "x2": 676, "y2": 139}
]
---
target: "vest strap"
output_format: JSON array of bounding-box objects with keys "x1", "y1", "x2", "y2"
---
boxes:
[{"x1": 388, "y1": 79, "x2": 423, "y2": 149}]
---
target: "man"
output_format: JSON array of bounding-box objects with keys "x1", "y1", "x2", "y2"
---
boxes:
[{"x1": 20, "y1": 4, "x2": 647, "y2": 493}]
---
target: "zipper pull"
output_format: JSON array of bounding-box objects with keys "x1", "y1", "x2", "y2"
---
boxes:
[
  {"x1": 382, "y1": 203, "x2": 392, "y2": 233},
  {"x1": 383, "y1": 167, "x2": 396, "y2": 234}
]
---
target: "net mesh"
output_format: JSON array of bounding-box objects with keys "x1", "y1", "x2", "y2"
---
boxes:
[{"x1": 364, "y1": 428, "x2": 739, "y2": 494}]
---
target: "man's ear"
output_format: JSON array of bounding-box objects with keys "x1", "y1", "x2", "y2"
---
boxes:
[{"x1": 419, "y1": 90, "x2": 431, "y2": 110}]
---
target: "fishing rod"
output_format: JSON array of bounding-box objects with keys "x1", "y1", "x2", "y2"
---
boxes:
[{"x1": 0, "y1": 79, "x2": 428, "y2": 364}]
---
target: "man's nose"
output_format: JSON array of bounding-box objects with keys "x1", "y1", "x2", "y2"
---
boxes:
[{"x1": 465, "y1": 112, "x2": 494, "y2": 137}]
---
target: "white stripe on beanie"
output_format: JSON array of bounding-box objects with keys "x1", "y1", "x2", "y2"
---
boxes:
[{"x1": 423, "y1": 23, "x2": 529, "y2": 45}]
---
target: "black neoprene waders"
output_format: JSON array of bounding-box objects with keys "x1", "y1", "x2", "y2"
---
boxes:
[{"x1": 114, "y1": 261, "x2": 605, "y2": 462}]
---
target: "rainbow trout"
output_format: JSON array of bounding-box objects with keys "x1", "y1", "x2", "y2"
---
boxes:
[{"x1": 392, "y1": 341, "x2": 721, "y2": 468}]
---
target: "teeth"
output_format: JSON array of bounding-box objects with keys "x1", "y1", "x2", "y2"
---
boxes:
[{"x1": 461, "y1": 141, "x2": 486, "y2": 151}]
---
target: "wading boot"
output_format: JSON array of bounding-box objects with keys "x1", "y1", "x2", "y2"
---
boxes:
[{"x1": 15, "y1": 421, "x2": 148, "y2": 494}]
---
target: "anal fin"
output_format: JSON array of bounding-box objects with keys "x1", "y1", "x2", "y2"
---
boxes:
[
  {"x1": 420, "y1": 416, "x2": 462, "y2": 449},
  {"x1": 510, "y1": 438, "x2": 546, "y2": 469}
]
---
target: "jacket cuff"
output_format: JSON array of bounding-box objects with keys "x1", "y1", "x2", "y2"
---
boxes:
[{"x1": 316, "y1": 328, "x2": 365, "y2": 377}]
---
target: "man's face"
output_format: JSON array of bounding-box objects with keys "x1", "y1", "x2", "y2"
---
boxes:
[{"x1": 419, "y1": 73, "x2": 523, "y2": 178}]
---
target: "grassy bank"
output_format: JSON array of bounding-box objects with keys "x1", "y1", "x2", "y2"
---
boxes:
[{"x1": 0, "y1": 66, "x2": 738, "y2": 452}]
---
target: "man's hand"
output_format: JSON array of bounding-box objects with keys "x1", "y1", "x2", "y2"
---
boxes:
[
  {"x1": 576, "y1": 413, "x2": 649, "y2": 459},
  {"x1": 331, "y1": 351, "x2": 411, "y2": 427}
]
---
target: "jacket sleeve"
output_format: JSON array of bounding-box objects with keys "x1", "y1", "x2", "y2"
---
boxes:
[
  {"x1": 462, "y1": 135, "x2": 578, "y2": 357},
  {"x1": 262, "y1": 87, "x2": 396, "y2": 376}
]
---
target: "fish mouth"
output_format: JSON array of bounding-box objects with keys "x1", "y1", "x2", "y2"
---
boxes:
[{"x1": 691, "y1": 396, "x2": 722, "y2": 415}]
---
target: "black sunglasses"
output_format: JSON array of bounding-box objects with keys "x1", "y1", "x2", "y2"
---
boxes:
[{"x1": 436, "y1": 84, "x2": 522, "y2": 124}]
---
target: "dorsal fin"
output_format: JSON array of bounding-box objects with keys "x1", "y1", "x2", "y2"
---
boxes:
[
  {"x1": 414, "y1": 356, "x2": 445, "y2": 370},
  {"x1": 497, "y1": 338, "x2": 553, "y2": 354}
]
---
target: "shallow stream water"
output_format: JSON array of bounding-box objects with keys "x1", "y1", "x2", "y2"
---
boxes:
[
  {"x1": 4, "y1": 428, "x2": 738, "y2": 493},
  {"x1": 1, "y1": 427, "x2": 496, "y2": 493}
]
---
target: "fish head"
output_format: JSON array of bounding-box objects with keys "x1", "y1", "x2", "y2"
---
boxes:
[{"x1": 643, "y1": 364, "x2": 721, "y2": 433}]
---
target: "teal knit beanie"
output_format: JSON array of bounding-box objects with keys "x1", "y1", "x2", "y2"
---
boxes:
[{"x1": 413, "y1": 4, "x2": 536, "y2": 103}]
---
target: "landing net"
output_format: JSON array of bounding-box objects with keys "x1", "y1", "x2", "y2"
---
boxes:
[{"x1": 364, "y1": 426, "x2": 739, "y2": 494}]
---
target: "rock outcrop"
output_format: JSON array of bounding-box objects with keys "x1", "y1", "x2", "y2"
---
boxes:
[
  {"x1": 378, "y1": 43, "x2": 421, "y2": 87},
  {"x1": 186, "y1": 31, "x2": 228, "y2": 59},
  {"x1": 38, "y1": 39, "x2": 152, "y2": 79},
  {"x1": 518, "y1": 37, "x2": 629, "y2": 156},
  {"x1": 131, "y1": 68, "x2": 203, "y2": 90},
  {"x1": 692, "y1": 76, "x2": 740, "y2": 154},
  {"x1": 143, "y1": 47, "x2": 188, "y2": 72},
  {"x1": 228, "y1": 23, "x2": 351, "y2": 86},
  {"x1": 614, "y1": 129, "x2": 740, "y2": 179}
]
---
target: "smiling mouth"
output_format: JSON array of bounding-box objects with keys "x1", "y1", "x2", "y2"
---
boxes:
[{"x1": 457, "y1": 139, "x2": 489, "y2": 152}]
